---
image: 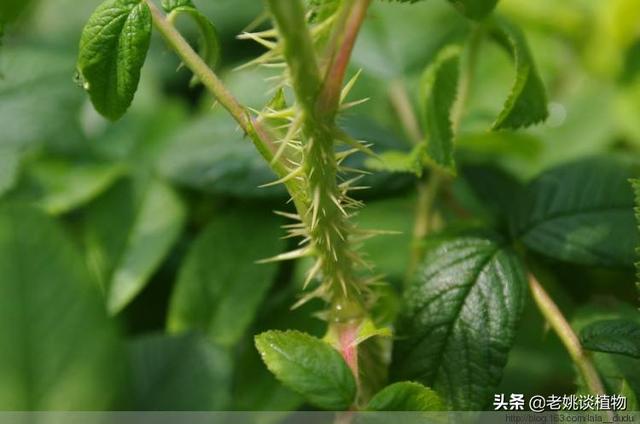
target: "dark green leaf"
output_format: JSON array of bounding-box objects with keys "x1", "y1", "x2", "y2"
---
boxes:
[
  {"x1": 0, "y1": 204, "x2": 127, "y2": 409},
  {"x1": 489, "y1": 17, "x2": 548, "y2": 130},
  {"x1": 77, "y1": 0, "x2": 152, "y2": 121},
  {"x1": 511, "y1": 156, "x2": 640, "y2": 267},
  {"x1": 255, "y1": 330, "x2": 357, "y2": 410},
  {"x1": 367, "y1": 382, "x2": 444, "y2": 411},
  {"x1": 157, "y1": 114, "x2": 286, "y2": 199},
  {"x1": 446, "y1": 0, "x2": 498, "y2": 20},
  {"x1": 129, "y1": 333, "x2": 231, "y2": 410},
  {"x1": 419, "y1": 46, "x2": 460, "y2": 173},
  {"x1": 393, "y1": 230, "x2": 527, "y2": 409},
  {"x1": 580, "y1": 319, "x2": 640, "y2": 359},
  {"x1": 168, "y1": 208, "x2": 283, "y2": 347},
  {"x1": 162, "y1": 0, "x2": 220, "y2": 86},
  {"x1": 385, "y1": 0, "x2": 497, "y2": 20}
]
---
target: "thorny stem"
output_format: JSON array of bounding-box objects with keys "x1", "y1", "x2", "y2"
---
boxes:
[
  {"x1": 144, "y1": 0, "x2": 308, "y2": 215},
  {"x1": 528, "y1": 274, "x2": 608, "y2": 398},
  {"x1": 317, "y1": 0, "x2": 372, "y2": 120},
  {"x1": 267, "y1": 0, "x2": 371, "y2": 405}
]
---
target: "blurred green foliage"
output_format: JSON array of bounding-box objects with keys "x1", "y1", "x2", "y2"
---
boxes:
[{"x1": 0, "y1": 0, "x2": 638, "y2": 412}]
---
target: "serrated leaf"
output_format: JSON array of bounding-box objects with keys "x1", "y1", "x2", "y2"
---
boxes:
[
  {"x1": 489, "y1": 17, "x2": 548, "y2": 130},
  {"x1": 0, "y1": 204, "x2": 127, "y2": 409},
  {"x1": 419, "y1": 46, "x2": 460, "y2": 173},
  {"x1": 77, "y1": 0, "x2": 152, "y2": 121},
  {"x1": 392, "y1": 230, "x2": 527, "y2": 409},
  {"x1": 364, "y1": 145, "x2": 425, "y2": 176},
  {"x1": 163, "y1": 0, "x2": 220, "y2": 86},
  {"x1": 510, "y1": 156, "x2": 640, "y2": 267},
  {"x1": 168, "y1": 208, "x2": 283, "y2": 347},
  {"x1": 367, "y1": 382, "x2": 444, "y2": 411},
  {"x1": 129, "y1": 333, "x2": 231, "y2": 410},
  {"x1": 255, "y1": 330, "x2": 357, "y2": 410},
  {"x1": 580, "y1": 319, "x2": 640, "y2": 359}
]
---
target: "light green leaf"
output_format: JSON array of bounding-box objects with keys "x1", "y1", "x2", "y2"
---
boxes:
[
  {"x1": 489, "y1": 17, "x2": 548, "y2": 130},
  {"x1": 581, "y1": 319, "x2": 640, "y2": 359},
  {"x1": 107, "y1": 180, "x2": 185, "y2": 314},
  {"x1": 77, "y1": 0, "x2": 152, "y2": 121},
  {"x1": 393, "y1": 230, "x2": 527, "y2": 409},
  {"x1": 0, "y1": 204, "x2": 127, "y2": 409},
  {"x1": 510, "y1": 156, "x2": 640, "y2": 267},
  {"x1": 419, "y1": 45, "x2": 460, "y2": 173},
  {"x1": 24, "y1": 158, "x2": 125, "y2": 215},
  {"x1": 364, "y1": 146, "x2": 425, "y2": 176},
  {"x1": 163, "y1": 0, "x2": 220, "y2": 86},
  {"x1": 168, "y1": 208, "x2": 283, "y2": 347},
  {"x1": 129, "y1": 333, "x2": 231, "y2": 410},
  {"x1": 255, "y1": 330, "x2": 357, "y2": 410},
  {"x1": 83, "y1": 178, "x2": 186, "y2": 314},
  {"x1": 367, "y1": 382, "x2": 444, "y2": 411}
]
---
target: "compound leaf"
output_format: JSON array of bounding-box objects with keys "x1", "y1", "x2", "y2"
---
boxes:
[
  {"x1": 510, "y1": 156, "x2": 640, "y2": 268},
  {"x1": 581, "y1": 319, "x2": 640, "y2": 359},
  {"x1": 367, "y1": 382, "x2": 444, "y2": 411},
  {"x1": 392, "y1": 229, "x2": 527, "y2": 409},
  {"x1": 254, "y1": 330, "x2": 356, "y2": 410},
  {"x1": 489, "y1": 17, "x2": 548, "y2": 130},
  {"x1": 77, "y1": 0, "x2": 152, "y2": 121},
  {"x1": 419, "y1": 45, "x2": 460, "y2": 173}
]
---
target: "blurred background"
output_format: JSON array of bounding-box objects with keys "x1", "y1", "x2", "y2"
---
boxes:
[{"x1": 0, "y1": 0, "x2": 638, "y2": 411}]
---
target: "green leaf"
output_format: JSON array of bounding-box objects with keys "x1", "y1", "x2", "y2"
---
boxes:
[
  {"x1": 446, "y1": 0, "x2": 498, "y2": 20},
  {"x1": 20, "y1": 158, "x2": 125, "y2": 215},
  {"x1": 157, "y1": 114, "x2": 286, "y2": 199},
  {"x1": 367, "y1": 382, "x2": 444, "y2": 411},
  {"x1": 0, "y1": 146, "x2": 20, "y2": 198},
  {"x1": 392, "y1": 229, "x2": 527, "y2": 409},
  {"x1": 0, "y1": 204, "x2": 127, "y2": 409},
  {"x1": 1, "y1": 47, "x2": 86, "y2": 152},
  {"x1": 489, "y1": 17, "x2": 548, "y2": 130},
  {"x1": 83, "y1": 178, "x2": 186, "y2": 314},
  {"x1": 254, "y1": 330, "x2": 357, "y2": 410},
  {"x1": 162, "y1": 0, "x2": 220, "y2": 86},
  {"x1": 168, "y1": 208, "x2": 283, "y2": 347},
  {"x1": 77, "y1": 0, "x2": 152, "y2": 121},
  {"x1": 632, "y1": 179, "x2": 640, "y2": 296},
  {"x1": 419, "y1": 45, "x2": 460, "y2": 173},
  {"x1": 510, "y1": 156, "x2": 640, "y2": 267},
  {"x1": 385, "y1": 0, "x2": 497, "y2": 20},
  {"x1": 364, "y1": 145, "x2": 426, "y2": 176},
  {"x1": 580, "y1": 319, "x2": 640, "y2": 359},
  {"x1": 129, "y1": 333, "x2": 231, "y2": 410}
]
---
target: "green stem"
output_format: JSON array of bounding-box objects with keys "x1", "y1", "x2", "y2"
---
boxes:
[
  {"x1": 451, "y1": 23, "x2": 484, "y2": 131},
  {"x1": 144, "y1": 0, "x2": 307, "y2": 215},
  {"x1": 317, "y1": 0, "x2": 372, "y2": 120},
  {"x1": 528, "y1": 274, "x2": 607, "y2": 397}
]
